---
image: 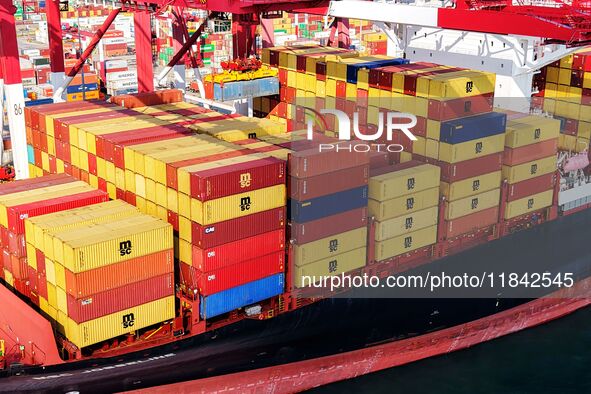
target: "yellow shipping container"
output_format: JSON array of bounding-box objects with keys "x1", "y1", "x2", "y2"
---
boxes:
[
  {"x1": 444, "y1": 188, "x2": 500, "y2": 220},
  {"x1": 438, "y1": 134, "x2": 505, "y2": 163},
  {"x1": 546, "y1": 67, "x2": 559, "y2": 84},
  {"x1": 501, "y1": 156, "x2": 557, "y2": 184},
  {"x1": 440, "y1": 171, "x2": 502, "y2": 201},
  {"x1": 368, "y1": 187, "x2": 439, "y2": 221},
  {"x1": 65, "y1": 296, "x2": 175, "y2": 349},
  {"x1": 558, "y1": 68, "x2": 571, "y2": 86},
  {"x1": 375, "y1": 225, "x2": 437, "y2": 261},
  {"x1": 375, "y1": 206, "x2": 438, "y2": 241},
  {"x1": 369, "y1": 163, "x2": 440, "y2": 201},
  {"x1": 504, "y1": 190, "x2": 554, "y2": 219},
  {"x1": 294, "y1": 247, "x2": 367, "y2": 288},
  {"x1": 50, "y1": 215, "x2": 173, "y2": 273},
  {"x1": 584, "y1": 72, "x2": 591, "y2": 89},
  {"x1": 190, "y1": 184, "x2": 286, "y2": 225},
  {"x1": 294, "y1": 227, "x2": 367, "y2": 266},
  {"x1": 418, "y1": 70, "x2": 496, "y2": 99},
  {"x1": 504, "y1": 117, "x2": 560, "y2": 148}
]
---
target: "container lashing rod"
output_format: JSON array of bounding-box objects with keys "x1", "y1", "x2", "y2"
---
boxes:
[{"x1": 53, "y1": 7, "x2": 121, "y2": 101}]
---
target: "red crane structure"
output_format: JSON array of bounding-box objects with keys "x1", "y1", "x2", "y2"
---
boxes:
[{"x1": 1, "y1": 0, "x2": 591, "y2": 178}]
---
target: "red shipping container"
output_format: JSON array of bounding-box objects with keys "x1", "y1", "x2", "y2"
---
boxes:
[
  {"x1": 442, "y1": 206, "x2": 499, "y2": 239},
  {"x1": 7, "y1": 231, "x2": 26, "y2": 257},
  {"x1": 9, "y1": 254, "x2": 27, "y2": 280},
  {"x1": 428, "y1": 94, "x2": 494, "y2": 121},
  {"x1": 192, "y1": 229, "x2": 285, "y2": 272},
  {"x1": 0, "y1": 173, "x2": 72, "y2": 196},
  {"x1": 192, "y1": 207, "x2": 285, "y2": 249},
  {"x1": 64, "y1": 249, "x2": 174, "y2": 298},
  {"x1": 289, "y1": 207, "x2": 368, "y2": 245},
  {"x1": 66, "y1": 273, "x2": 174, "y2": 324},
  {"x1": 561, "y1": 118, "x2": 579, "y2": 136},
  {"x1": 14, "y1": 278, "x2": 32, "y2": 300},
  {"x1": 2, "y1": 249, "x2": 10, "y2": 274},
  {"x1": 289, "y1": 144, "x2": 370, "y2": 178},
  {"x1": 36, "y1": 249, "x2": 46, "y2": 275},
  {"x1": 181, "y1": 251, "x2": 284, "y2": 296},
  {"x1": 28, "y1": 265, "x2": 38, "y2": 292},
  {"x1": 289, "y1": 165, "x2": 368, "y2": 200},
  {"x1": 417, "y1": 152, "x2": 503, "y2": 183},
  {"x1": 506, "y1": 173, "x2": 555, "y2": 202},
  {"x1": 503, "y1": 139, "x2": 558, "y2": 166}
]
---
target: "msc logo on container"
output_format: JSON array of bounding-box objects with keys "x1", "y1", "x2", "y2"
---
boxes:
[
  {"x1": 122, "y1": 313, "x2": 135, "y2": 329},
  {"x1": 240, "y1": 173, "x2": 252, "y2": 188},
  {"x1": 119, "y1": 240, "x2": 132, "y2": 256},
  {"x1": 240, "y1": 196, "x2": 251, "y2": 211}
]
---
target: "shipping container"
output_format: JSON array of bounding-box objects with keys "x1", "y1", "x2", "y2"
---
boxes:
[
  {"x1": 191, "y1": 229, "x2": 284, "y2": 271},
  {"x1": 293, "y1": 227, "x2": 367, "y2": 266},
  {"x1": 66, "y1": 273, "x2": 174, "y2": 324},
  {"x1": 418, "y1": 70, "x2": 496, "y2": 99},
  {"x1": 199, "y1": 273, "x2": 284, "y2": 319},
  {"x1": 444, "y1": 188, "x2": 501, "y2": 220},
  {"x1": 183, "y1": 251, "x2": 284, "y2": 295},
  {"x1": 289, "y1": 186, "x2": 368, "y2": 223},
  {"x1": 507, "y1": 173, "x2": 555, "y2": 202},
  {"x1": 419, "y1": 153, "x2": 504, "y2": 183},
  {"x1": 501, "y1": 156, "x2": 557, "y2": 184},
  {"x1": 284, "y1": 144, "x2": 370, "y2": 178},
  {"x1": 289, "y1": 165, "x2": 369, "y2": 200},
  {"x1": 504, "y1": 116, "x2": 561, "y2": 148},
  {"x1": 65, "y1": 296, "x2": 175, "y2": 348},
  {"x1": 289, "y1": 207, "x2": 368, "y2": 245},
  {"x1": 503, "y1": 139, "x2": 558, "y2": 166},
  {"x1": 190, "y1": 207, "x2": 285, "y2": 248},
  {"x1": 190, "y1": 184, "x2": 286, "y2": 225},
  {"x1": 375, "y1": 206, "x2": 438, "y2": 241},
  {"x1": 368, "y1": 187, "x2": 439, "y2": 221},
  {"x1": 438, "y1": 112, "x2": 507, "y2": 144},
  {"x1": 368, "y1": 162, "x2": 440, "y2": 201},
  {"x1": 504, "y1": 189, "x2": 554, "y2": 219},
  {"x1": 440, "y1": 171, "x2": 502, "y2": 201},
  {"x1": 294, "y1": 247, "x2": 367, "y2": 288},
  {"x1": 441, "y1": 206, "x2": 499, "y2": 239},
  {"x1": 438, "y1": 134, "x2": 505, "y2": 163},
  {"x1": 427, "y1": 94, "x2": 494, "y2": 121},
  {"x1": 375, "y1": 225, "x2": 437, "y2": 261}
]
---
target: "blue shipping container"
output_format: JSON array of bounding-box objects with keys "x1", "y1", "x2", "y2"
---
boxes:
[
  {"x1": 346, "y1": 58, "x2": 409, "y2": 84},
  {"x1": 66, "y1": 83, "x2": 99, "y2": 94},
  {"x1": 289, "y1": 186, "x2": 368, "y2": 223},
  {"x1": 213, "y1": 77, "x2": 279, "y2": 101},
  {"x1": 27, "y1": 145, "x2": 34, "y2": 164},
  {"x1": 25, "y1": 98, "x2": 54, "y2": 107},
  {"x1": 200, "y1": 273, "x2": 284, "y2": 319},
  {"x1": 439, "y1": 112, "x2": 507, "y2": 144}
]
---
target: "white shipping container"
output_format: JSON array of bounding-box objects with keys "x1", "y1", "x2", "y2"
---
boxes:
[
  {"x1": 105, "y1": 59, "x2": 128, "y2": 69},
  {"x1": 22, "y1": 49, "x2": 40, "y2": 57},
  {"x1": 106, "y1": 71, "x2": 138, "y2": 82},
  {"x1": 107, "y1": 78, "x2": 139, "y2": 89}
]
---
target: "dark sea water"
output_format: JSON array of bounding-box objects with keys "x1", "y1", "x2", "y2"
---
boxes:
[{"x1": 310, "y1": 306, "x2": 591, "y2": 394}]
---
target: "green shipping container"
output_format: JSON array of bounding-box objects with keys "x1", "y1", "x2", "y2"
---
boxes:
[{"x1": 201, "y1": 44, "x2": 215, "y2": 52}]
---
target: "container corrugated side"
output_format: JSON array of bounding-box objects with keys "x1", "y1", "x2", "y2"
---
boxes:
[
  {"x1": 421, "y1": 70, "x2": 496, "y2": 99},
  {"x1": 442, "y1": 206, "x2": 499, "y2": 238},
  {"x1": 199, "y1": 273, "x2": 284, "y2": 319},
  {"x1": 64, "y1": 249, "x2": 174, "y2": 298},
  {"x1": 65, "y1": 296, "x2": 175, "y2": 348},
  {"x1": 191, "y1": 229, "x2": 285, "y2": 271},
  {"x1": 504, "y1": 190, "x2": 554, "y2": 219},
  {"x1": 375, "y1": 225, "x2": 437, "y2": 261},
  {"x1": 0, "y1": 173, "x2": 72, "y2": 197},
  {"x1": 375, "y1": 206, "x2": 438, "y2": 241},
  {"x1": 191, "y1": 184, "x2": 286, "y2": 225},
  {"x1": 285, "y1": 145, "x2": 370, "y2": 178},
  {"x1": 289, "y1": 186, "x2": 368, "y2": 223},
  {"x1": 293, "y1": 227, "x2": 367, "y2": 266},
  {"x1": 368, "y1": 187, "x2": 439, "y2": 221},
  {"x1": 504, "y1": 117, "x2": 560, "y2": 148},
  {"x1": 420, "y1": 153, "x2": 503, "y2": 183},
  {"x1": 183, "y1": 251, "x2": 284, "y2": 295},
  {"x1": 65, "y1": 273, "x2": 174, "y2": 323},
  {"x1": 507, "y1": 173, "x2": 555, "y2": 202},
  {"x1": 294, "y1": 247, "x2": 367, "y2": 288},
  {"x1": 289, "y1": 207, "x2": 368, "y2": 245},
  {"x1": 503, "y1": 139, "x2": 558, "y2": 166},
  {"x1": 501, "y1": 156, "x2": 557, "y2": 184},
  {"x1": 289, "y1": 165, "x2": 369, "y2": 201},
  {"x1": 438, "y1": 134, "x2": 505, "y2": 163},
  {"x1": 440, "y1": 171, "x2": 502, "y2": 201},
  {"x1": 444, "y1": 188, "x2": 500, "y2": 220},
  {"x1": 52, "y1": 216, "x2": 173, "y2": 273},
  {"x1": 368, "y1": 163, "x2": 440, "y2": 201},
  {"x1": 427, "y1": 94, "x2": 493, "y2": 121},
  {"x1": 438, "y1": 112, "x2": 507, "y2": 144}
]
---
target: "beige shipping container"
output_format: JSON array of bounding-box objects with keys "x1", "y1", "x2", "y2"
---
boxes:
[
  {"x1": 502, "y1": 156, "x2": 557, "y2": 184},
  {"x1": 444, "y1": 188, "x2": 500, "y2": 220},
  {"x1": 504, "y1": 190, "x2": 554, "y2": 219},
  {"x1": 438, "y1": 134, "x2": 505, "y2": 164},
  {"x1": 294, "y1": 227, "x2": 367, "y2": 266},
  {"x1": 375, "y1": 225, "x2": 437, "y2": 261},
  {"x1": 65, "y1": 296, "x2": 175, "y2": 348},
  {"x1": 505, "y1": 117, "x2": 560, "y2": 148},
  {"x1": 375, "y1": 206, "x2": 438, "y2": 241},
  {"x1": 294, "y1": 247, "x2": 367, "y2": 288},
  {"x1": 369, "y1": 164, "x2": 440, "y2": 201},
  {"x1": 440, "y1": 171, "x2": 502, "y2": 201},
  {"x1": 368, "y1": 187, "x2": 439, "y2": 221}
]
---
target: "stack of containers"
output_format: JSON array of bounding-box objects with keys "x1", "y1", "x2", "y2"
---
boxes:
[
  {"x1": 502, "y1": 116, "x2": 560, "y2": 220},
  {"x1": 534, "y1": 49, "x2": 591, "y2": 153},
  {"x1": 368, "y1": 162, "x2": 440, "y2": 262},
  {"x1": 24, "y1": 200, "x2": 175, "y2": 349},
  {"x1": 0, "y1": 174, "x2": 108, "y2": 302}
]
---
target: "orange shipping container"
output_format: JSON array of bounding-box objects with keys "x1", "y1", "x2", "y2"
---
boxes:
[{"x1": 441, "y1": 206, "x2": 499, "y2": 239}]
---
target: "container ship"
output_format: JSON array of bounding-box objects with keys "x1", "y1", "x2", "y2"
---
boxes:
[{"x1": 1, "y1": 46, "x2": 591, "y2": 393}]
